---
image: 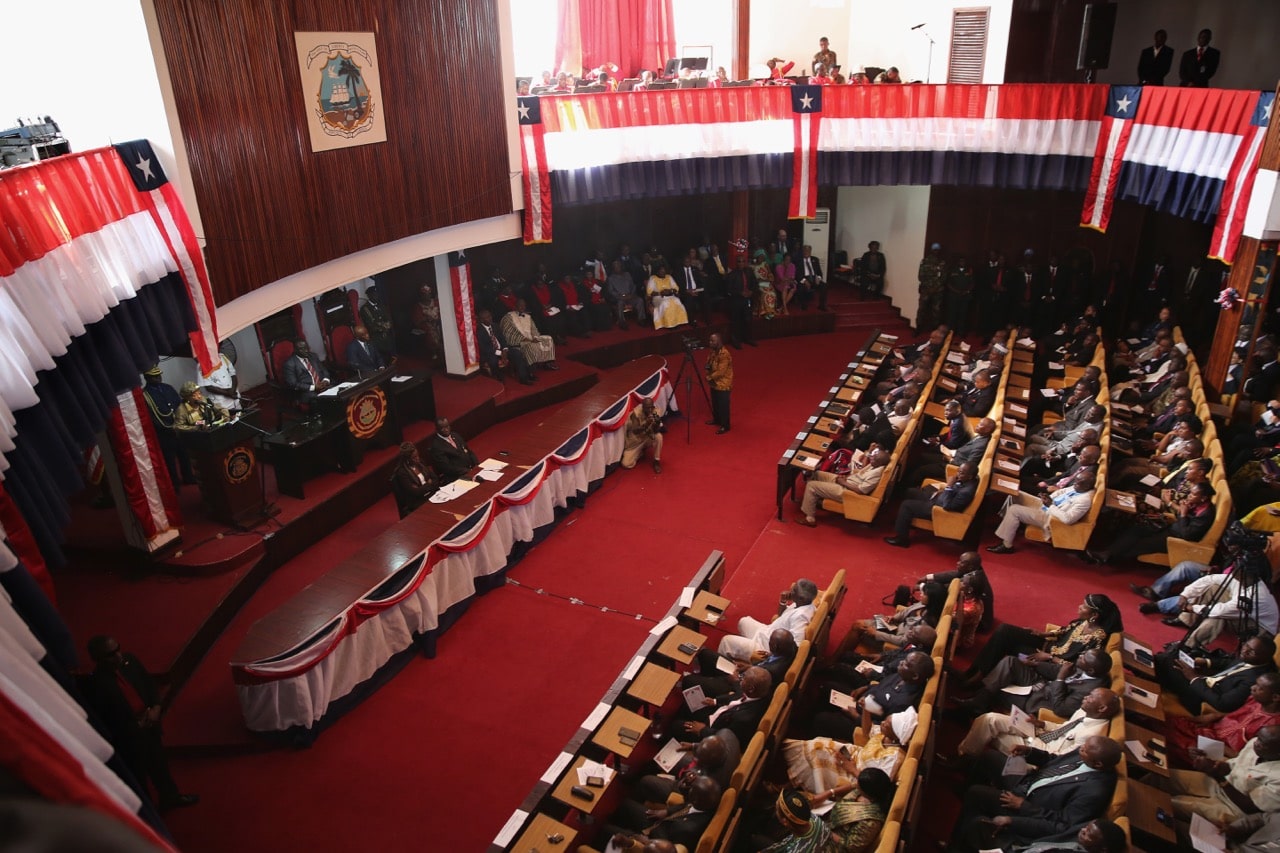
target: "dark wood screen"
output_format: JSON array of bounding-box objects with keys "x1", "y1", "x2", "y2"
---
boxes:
[{"x1": 153, "y1": 0, "x2": 512, "y2": 305}]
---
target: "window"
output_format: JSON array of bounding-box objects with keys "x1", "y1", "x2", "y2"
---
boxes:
[{"x1": 948, "y1": 7, "x2": 990, "y2": 84}]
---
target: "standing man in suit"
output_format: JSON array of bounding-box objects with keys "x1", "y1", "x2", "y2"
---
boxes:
[
  {"x1": 885, "y1": 461, "x2": 981, "y2": 548},
  {"x1": 427, "y1": 417, "x2": 478, "y2": 484},
  {"x1": 1180, "y1": 29, "x2": 1221, "y2": 87},
  {"x1": 84, "y1": 636, "x2": 198, "y2": 811},
  {"x1": 1138, "y1": 29, "x2": 1173, "y2": 85},
  {"x1": 344, "y1": 325, "x2": 387, "y2": 377},
  {"x1": 946, "y1": 736, "x2": 1121, "y2": 853},
  {"x1": 475, "y1": 308, "x2": 533, "y2": 385},
  {"x1": 282, "y1": 338, "x2": 330, "y2": 403},
  {"x1": 724, "y1": 255, "x2": 757, "y2": 349}
]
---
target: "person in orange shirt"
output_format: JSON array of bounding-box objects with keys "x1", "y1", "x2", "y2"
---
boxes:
[{"x1": 706, "y1": 333, "x2": 734, "y2": 434}]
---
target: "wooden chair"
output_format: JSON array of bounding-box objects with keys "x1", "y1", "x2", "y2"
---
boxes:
[
  {"x1": 886, "y1": 757, "x2": 917, "y2": 822},
  {"x1": 728, "y1": 732, "x2": 765, "y2": 793},
  {"x1": 783, "y1": 640, "x2": 810, "y2": 689},
  {"x1": 694, "y1": 788, "x2": 737, "y2": 853}
]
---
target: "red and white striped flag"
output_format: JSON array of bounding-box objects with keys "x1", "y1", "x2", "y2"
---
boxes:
[
  {"x1": 789, "y1": 85, "x2": 823, "y2": 219},
  {"x1": 448, "y1": 251, "x2": 479, "y2": 370},
  {"x1": 1210, "y1": 91, "x2": 1275, "y2": 264},
  {"x1": 112, "y1": 140, "x2": 220, "y2": 374},
  {"x1": 517, "y1": 97, "x2": 553, "y2": 244},
  {"x1": 1081, "y1": 86, "x2": 1141, "y2": 232},
  {"x1": 106, "y1": 388, "x2": 181, "y2": 543}
]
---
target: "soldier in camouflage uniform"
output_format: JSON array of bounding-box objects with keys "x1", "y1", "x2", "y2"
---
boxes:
[{"x1": 917, "y1": 243, "x2": 946, "y2": 330}]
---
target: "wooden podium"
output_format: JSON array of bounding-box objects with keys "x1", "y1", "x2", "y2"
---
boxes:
[{"x1": 177, "y1": 419, "x2": 266, "y2": 525}]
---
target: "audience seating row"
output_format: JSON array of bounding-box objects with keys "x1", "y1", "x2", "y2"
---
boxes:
[{"x1": 821, "y1": 332, "x2": 957, "y2": 522}]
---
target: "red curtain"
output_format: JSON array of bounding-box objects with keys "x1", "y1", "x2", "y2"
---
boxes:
[{"x1": 557, "y1": 0, "x2": 676, "y2": 78}]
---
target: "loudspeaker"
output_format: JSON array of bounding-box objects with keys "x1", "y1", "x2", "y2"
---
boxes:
[{"x1": 1077, "y1": 3, "x2": 1117, "y2": 70}]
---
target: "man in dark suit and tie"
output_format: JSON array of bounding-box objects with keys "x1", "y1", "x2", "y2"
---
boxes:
[
  {"x1": 608, "y1": 776, "x2": 721, "y2": 851},
  {"x1": 685, "y1": 628, "x2": 797, "y2": 698},
  {"x1": 1156, "y1": 635, "x2": 1278, "y2": 714},
  {"x1": 796, "y1": 244, "x2": 828, "y2": 310},
  {"x1": 475, "y1": 308, "x2": 533, "y2": 385},
  {"x1": 344, "y1": 325, "x2": 387, "y2": 377},
  {"x1": 427, "y1": 417, "x2": 478, "y2": 484},
  {"x1": 1138, "y1": 29, "x2": 1173, "y2": 85},
  {"x1": 946, "y1": 735, "x2": 1121, "y2": 853},
  {"x1": 282, "y1": 338, "x2": 330, "y2": 403},
  {"x1": 886, "y1": 460, "x2": 981, "y2": 548},
  {"x1": 679, "y1": 665, "x2": 771, "y2": 747},
  {"x1": 1179, "y1": 28, "x2": 1220, "y2": 87}
]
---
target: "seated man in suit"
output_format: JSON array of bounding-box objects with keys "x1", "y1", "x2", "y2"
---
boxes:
[
  {"x1": 795, "y1": 244, "x2": 828, "y2": 310},
  {"x1": 344, "y1": 325, "x2": 387, "y2": 377},
  {"x1": 1163, "y1": 726, "x2": 1280, "y2": 824},
  {"x1": 717, "y1": 579, "x2": 818, "y2": 660},
  {"x1": 427, "y1": 417, "x2": 478, "y2": 484},
  {"x1": 1156, "y1": 636, "x2": 1278, "y2": 715},
  {"x1": 282, "y1": 338, "x2": 330, "y2": 403},
  {"x1": 1020, "y1": 431, "x2": 1099, "y2": 491},
  {"x1": 910, "y1": 418, "x2": 995, "y2": 485},
  {"x1": 987, "y1": 471, "x2": 1097, "y2": 554},
  {"x1": 946, "y1": 736, "x2": 1121, "y2": 853},
  {"x1": 679, "y1": 666, "x2": 772, "y2": 747},
  {"x1": 685, "y1": 628, "x2": 797, "y2": 699},
  {"x1": 617, "y1": 731, "x2": 739, "y2": 825},
  {"x1": 810, "y1": 651, "x2": 935, "y2": 739},
  {"x1": 1085, "y1": 480, "x2": 1215, "y2": 565},
  {"x1": 608, "y1": 776, "x2": 721, "y2": 852},
  {"x1": 884, "y1": 461, "x2": 980, "y2": 548},
  {"x1": 975, "y1": 649, "x2": 1113, "y2": 720},
  {"x1": 796, "y1": 447, "x2": 890, "y2": 527},
  {"x1": 961, "y1": 369, "x2": 998, "y2": 417},
  {"x1": 475, "y1": 308, "x2": 533, "y2": 385},
  {"x1": 956, "y1": 687, "x2": 1119, "y2": 765}
]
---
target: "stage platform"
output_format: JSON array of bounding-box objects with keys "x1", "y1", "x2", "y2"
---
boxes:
[{"x1": 53, "y1": 308, "x2": 836, "y2": 706}]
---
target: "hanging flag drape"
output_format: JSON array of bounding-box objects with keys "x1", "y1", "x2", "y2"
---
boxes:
[
  {"x1": 789, "y1": 86, "x2": 823, "y2": 220},
  {"x1": 1210, "y1": 91, "x2": 1276, "y2": 263},
  {"x1": 448, "y1": 251, "x2": 479, "y2": 370},
  {"x1": 104, "y1": 388, "x2": 181, "y2": 543},
  {"x1": 517, "y1": 96, "x2": 553, "y2": 244},
  {"x1": 1081, "y1": 85, "x2": 1142, "y2": 232}
]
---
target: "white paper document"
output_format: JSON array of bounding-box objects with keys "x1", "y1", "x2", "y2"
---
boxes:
[
  {"x1": 1190, "y1": 813, "x2": 1228, "y2": 853},
  {"x1": 475, "y1": 469, "x2": 503, "y2": 482},
  {"x1": 1196, "y1": 736, "x2": 1226, "y2": 761},
  {"x1": 716, "y1": 656, "x2": 738, "y2": 675},
  {"x1": 653, "y1": 738, "x2": 686, "y2": 773},
  {"x1": 829, "y1": 690, "x2": 856, "y2": 711},
  {"x1": 1144, "y1": 494, "x2": 1164, "y2": 509},
  {"x1": 577, "y1": 759, "x2": 616, "y2": 787},
  {"x1": 796, "y1": 432, "x2": 808, "y2": 440},
  {"x1": 1009, "y1": 705, "x2": 1036, "y2": 736},
  {"x1": 678, "y1": 586, "x2": 696, "y2": 608},
  {"x1": 682, "y1": 685, "x2": 707, "y2": 713},
  {"x1": 1000, "y1": 684, "x2": 1035, "y2": 696},
  {"x1": 1048, "y1": 361, "x2": 1065, "y2": 370},
  {"x1": 540, "y1": 751, "x2": 576, "y2": 784},
  {"x1": 1002, "y1": 755, "x2": 1029, "y2": 778},
  {"x1": 649, "y1": 615, "x2": 678, "y2": 637},
  {"x1": 478, "y1": 458, "x2": 508, "y2": 470},
  {"x1": 545, "y1": 306, "x2": 560, "y2": 316},
  {"x1": 1039, "y1": 388, "x2": 1058, "y2": 398},
  {"x1": 391, "y1": 375, "x2": 414, "y2": 383},
  {"x1": 428, "y1": 479, "x2": 480, "y2": 503},
  {"x1": 1139, "y1": 474, "x2": 1162, "y2": 486}
]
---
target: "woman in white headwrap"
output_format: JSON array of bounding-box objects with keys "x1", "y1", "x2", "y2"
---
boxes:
[{"x1": 780, "y1": 707, "x2": 917, "y2": 797}]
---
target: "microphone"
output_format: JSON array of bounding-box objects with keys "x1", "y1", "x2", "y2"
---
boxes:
[{"x1": 911, "y1": 22, "x2": 926, "y2": 29}]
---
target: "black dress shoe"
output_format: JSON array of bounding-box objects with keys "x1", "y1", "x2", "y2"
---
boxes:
[
  {"x1": 883, "y1": 536, "x2": 910, "y2": 548},
  {"x1": 1162, "y1": 616, "x2": 1185, "y2": 627},
  {"x1": 1139, "y1": 602, "x2": 1161, "y2": 614},
  {"x1": 986, "y1": 543, "x2": 1015, "y2": 554}
]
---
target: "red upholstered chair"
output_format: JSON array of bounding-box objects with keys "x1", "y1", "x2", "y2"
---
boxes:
[{"x1": 329, "y1": 324, "x2": 356, "y2": 374}]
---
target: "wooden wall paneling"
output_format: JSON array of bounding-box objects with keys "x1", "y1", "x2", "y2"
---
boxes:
[
  {"x1": 1004, "y1": 0, "x2": 1056, "y2": 83},
  {"x1": 152, "y1": 0, "x2": 512, "y2": 306}
]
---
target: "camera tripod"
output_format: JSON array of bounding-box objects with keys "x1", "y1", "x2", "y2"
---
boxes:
[{"x1": 671, "y1": 341, "x2": 713, "y2": 443}]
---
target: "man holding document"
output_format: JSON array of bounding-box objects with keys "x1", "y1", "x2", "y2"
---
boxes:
[{"x1": 955, "y1": 687, "x2": 1119, "y2": 765}]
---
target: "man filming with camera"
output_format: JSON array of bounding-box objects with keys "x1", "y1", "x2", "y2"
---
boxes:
[{"x1": 621, "y1": 397, "x2": 666, "y2": 473}]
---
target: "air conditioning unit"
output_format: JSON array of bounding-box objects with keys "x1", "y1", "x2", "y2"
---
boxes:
[{"x1": 802, "y1": 208, "x2": 832, "y2": 275}]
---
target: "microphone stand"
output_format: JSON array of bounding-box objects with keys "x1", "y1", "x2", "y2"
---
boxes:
[{"x1": 233, "y1": 417, "x2": 282, "y2": 530}]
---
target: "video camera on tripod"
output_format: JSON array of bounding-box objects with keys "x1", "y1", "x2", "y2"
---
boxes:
[{"x1": 682, "y1": 334, "x2": 707, "y2": 351}]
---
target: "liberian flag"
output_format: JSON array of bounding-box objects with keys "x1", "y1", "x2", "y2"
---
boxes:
[
  {"x1": 1210, "y1": 91, "x2": 1275, "y2": 263},
  {"x1": 1081, "y1": 85, "x2": 1142, "y2": 232},
  {"x1": 105, "y1": 388, "x2": 181, "y2": 546},
  {"x1": 111, "y1": 141, "x2": 219, "y2": 374},
  {"x1": 790, "y1": 86, "x2": 823, "y2": 219},
  {"x1": 448, "y1": 251, "x2": 479, "y2": 370},
  {"x1": 536, "y1": 84, "x2": 1103, "y2": 208},
  {"x1": 517, "y1": 96, "x2": 552, "y2": 244}
]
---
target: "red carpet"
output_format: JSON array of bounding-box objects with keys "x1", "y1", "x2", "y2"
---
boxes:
[{"x1": 65, "y1": 319, "x2": 1194, "y2": 852}]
